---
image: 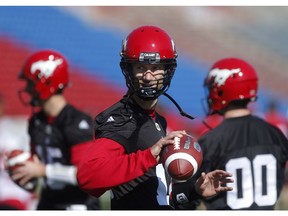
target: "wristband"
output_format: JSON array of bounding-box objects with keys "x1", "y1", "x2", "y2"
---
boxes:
[{"x1": 46, "y1": 164, "x2": 77, "y2": 185}]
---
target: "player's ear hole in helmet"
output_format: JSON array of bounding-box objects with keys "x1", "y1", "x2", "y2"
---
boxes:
[
  {"x1": 18, "y1": 50, "x2": 69, "y2": 107},
  {"x1": 120, "y1": 25, "x2": 177, "y2": 100}
]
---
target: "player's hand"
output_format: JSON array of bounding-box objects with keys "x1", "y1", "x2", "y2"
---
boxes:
[
  {"x1": 10, "y1": 154, "x2": 45, "y2": 186},
  {"x1": 150, "y1": 130, "x2": 187, "y2": 162},
  {"x1": 194, "y1": 170, "x2": 234, "y2": 198}
]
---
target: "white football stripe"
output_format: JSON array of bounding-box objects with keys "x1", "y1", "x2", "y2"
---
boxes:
[
  {"x1": 8, "y1": 152, "x2": 31, "y2": 167},
  {"x1": 164, "y1": 152, "x2": 198, "y2": 176}
]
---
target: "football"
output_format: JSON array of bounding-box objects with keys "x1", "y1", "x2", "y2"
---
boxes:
[
  {"x1": 160, "y1": 134, "x2": 203, "y2": 181},
  {"x1": 6, "y1": 149, "x2": 38, "y2": 192}
]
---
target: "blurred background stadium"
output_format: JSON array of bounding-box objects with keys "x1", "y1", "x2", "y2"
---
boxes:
[{"x1": 1, "y1": 6, "x2": 288, "y2": 209}]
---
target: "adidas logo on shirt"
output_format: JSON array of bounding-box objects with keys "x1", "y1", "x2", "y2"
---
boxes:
[{"x1": 107, "y1": 116, "x2": 115, "y2": 123}]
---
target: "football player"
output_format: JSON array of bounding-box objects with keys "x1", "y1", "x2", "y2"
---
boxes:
[
  {"x1": 76, "y1": 25, "x2": 233, "y2": 210},
  {"x1": 11, "y1": 50, "x2": 100, "y2": 210},
  {"x1": 173, "y1": 58, "x2": 288, "y2": 210}
]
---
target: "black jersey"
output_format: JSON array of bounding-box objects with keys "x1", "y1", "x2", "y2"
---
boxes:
[
  {"x1": 28, "y1": 104, "x2": 98, "y2": 210},
  {"x1": 198, "y1": 115, "x2": 288, "y2": 210},
  {"x1": 94, "y1": 97, "x2": 172, "y2": 210}
]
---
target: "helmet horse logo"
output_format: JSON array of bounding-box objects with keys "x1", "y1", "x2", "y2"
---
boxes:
[
  {"x1": 209, "y1": 68, "x2": 240, "y2": 87},
  {"x1": 31, "y1": 58, "x2": 63, "y2": 78}
]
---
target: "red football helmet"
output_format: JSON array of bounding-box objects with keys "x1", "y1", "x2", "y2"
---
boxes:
[
  {"x1": 204, "y1": 58, "x2": 258, "y2": 114},
  {"x1": 18, "y1": 50, "x2": 69, "y2": 106},
  {"x1": 120, "y1": 25, "x2": 177, "y2": 99}
]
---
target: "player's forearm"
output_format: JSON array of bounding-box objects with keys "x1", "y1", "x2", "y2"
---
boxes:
[{"x1": 77, "y1": 148, "x2": 157, "y2": 190}]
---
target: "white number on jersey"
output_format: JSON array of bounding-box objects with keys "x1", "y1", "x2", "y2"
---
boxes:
[{"x1": 226, "y1": 154, "x2": 277, "y2": 209}]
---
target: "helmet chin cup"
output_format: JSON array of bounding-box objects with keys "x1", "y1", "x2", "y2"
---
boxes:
[
  {"x1": 138, "y1": 88, "x2": 157, "y2": 99},
  {"x1": 135, "y1": 87, "x2": 164, "y2": 100}
]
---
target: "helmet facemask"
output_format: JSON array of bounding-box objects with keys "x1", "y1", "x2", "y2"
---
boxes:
[
  {"x1": 121, "y1": 56, "x2": 176, "y2": 100},
  {"x1": 18, "y1": 78, "x2": 43, "y2": 107}
]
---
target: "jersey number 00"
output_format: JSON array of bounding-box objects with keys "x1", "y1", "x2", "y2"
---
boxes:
[{"x1": 225, "y1": 154, "x2": 277, "y2": 209}]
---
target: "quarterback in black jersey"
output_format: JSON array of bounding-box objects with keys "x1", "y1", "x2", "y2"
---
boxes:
[
  {"x1": 12, "y1": 50, "x2": 100, "y2": 210},
  {"x1": 172, "y1": 58, "x2": 288, "y2": 210},
  {"x1": 77, "y1": 25, "x2": 234, "y2": 210}
]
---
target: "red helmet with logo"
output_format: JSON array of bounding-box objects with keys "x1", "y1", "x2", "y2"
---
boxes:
[
  {"x1": 204, "y1": 58, "x2": 258, "y2": 114},
  {"x1": 120, "y1": 25, "x2": 177, "y2": 99},
  {"x1": 18, "y1": 50, "x2": 69, "y2": 106}
]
